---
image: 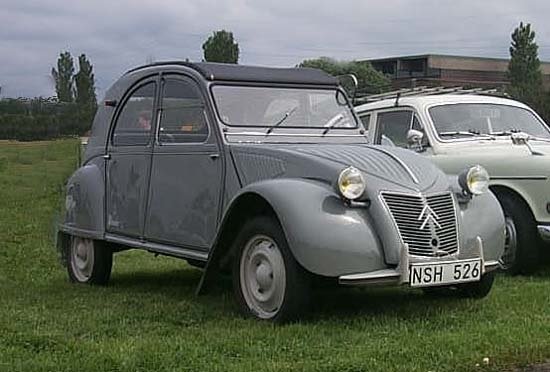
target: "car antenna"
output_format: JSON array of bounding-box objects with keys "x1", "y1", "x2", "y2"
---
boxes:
[{"x1": 394, "y1": 92, "x2": 401, "y2": 107}]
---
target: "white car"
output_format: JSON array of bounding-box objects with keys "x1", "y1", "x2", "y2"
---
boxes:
[{"x1": 356, "y1": 93, "x2": 550, "y2": 274}]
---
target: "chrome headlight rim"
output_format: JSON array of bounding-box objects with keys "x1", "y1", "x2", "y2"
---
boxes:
[
  {"x1": 338, "y1": 166, "x2": 366, "y2": 201},
  {"x1": 459, "y1": 165, "x2": 489, "y2": 195}
]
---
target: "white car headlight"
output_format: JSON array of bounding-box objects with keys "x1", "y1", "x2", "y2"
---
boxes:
[
  {"x1": 459, "y1": 165, "x2": 489, "y2": 195},
  {"x1": 338, "y1": 166, "x2": 366, "y2": 200}
]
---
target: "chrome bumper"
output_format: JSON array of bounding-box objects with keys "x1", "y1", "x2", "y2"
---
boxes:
[
  {"x1": 537, "y1": 225, "x2": 550, "y2": 242},
  {"x1": 339, "y1": 237, "x2": 501, "y2": 286}
]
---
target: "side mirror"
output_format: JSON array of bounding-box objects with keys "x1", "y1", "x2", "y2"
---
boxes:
[{"x1": 407, "y1": 129, "x2": 424, "y2": 145}]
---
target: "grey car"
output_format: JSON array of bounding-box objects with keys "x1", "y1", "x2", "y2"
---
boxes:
[{"x1": 58, "y1": 62, "x2": 505, "y2": 322}]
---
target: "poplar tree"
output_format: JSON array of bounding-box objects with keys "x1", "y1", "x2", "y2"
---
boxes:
[
  {"x1": 51, "y1": 51, "x2": 75, "y2": 102},
  {"x1": 74, "y1": 54, "x2": 97, "y2": 111},
  {"x1": 507, "y1": 22, "x2": 544, "y2": 108}
]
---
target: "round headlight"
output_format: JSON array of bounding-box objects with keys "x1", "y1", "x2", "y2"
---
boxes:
[
  {"x1": 459, "y1": 165, "x2": 489, "y2": 195},
  {"x1": 338, "y1": 166, "x2": 366, "y2": 200}
]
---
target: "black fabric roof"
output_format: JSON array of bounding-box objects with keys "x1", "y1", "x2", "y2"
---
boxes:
[{"x1": 127, "y1": 61, "x2": 339, "y2": 86}]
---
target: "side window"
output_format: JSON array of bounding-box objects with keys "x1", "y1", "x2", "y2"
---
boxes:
[
  {"x1": 360, "y1": 114, "x2": 371, "y2": 130},
  {"x1": 377, "y1": 110, "x2": 415, "y2": 148},
  {"x1": 411, "y1": 115, "x2": 423, "y2": 131},
  {"x1": 158, "y1": 79, "x2": 208, "y2": 144},
  {"x1": 112, "y1": 82, "x2": 156, "y2": 146}
]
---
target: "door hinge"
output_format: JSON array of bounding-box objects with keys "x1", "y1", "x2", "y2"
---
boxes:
[{"x1": 103, "y1": 154, "x2": 111, "y2": 160}]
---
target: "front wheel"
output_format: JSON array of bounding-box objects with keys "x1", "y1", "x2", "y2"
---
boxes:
[
  {"x1": 66, "y1": 236, "x2": 113, "y2": 285},
  {"x1": 232, "y1": 216, "x2": 310, "y2": 323},
  {"x1": 456, "y1": 271, "x2": 495, "y2": 299},
  {"x1": 422, "y1": 272, "x2": 495, "y2": 299},
  {"x1": 496, "y1": 193, "x2": 541, "y2": 274}
]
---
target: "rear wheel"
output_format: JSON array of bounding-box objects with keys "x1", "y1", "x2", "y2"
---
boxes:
[
  {"x1": 66, "y1": 236, "x2": 113, "y2": 285},
  {"x1": 232, "y1": 216, "x2": 310, "y2": 323},
  {"x1": 496, "y1": 192, "x2": 540, "y2": 274}
]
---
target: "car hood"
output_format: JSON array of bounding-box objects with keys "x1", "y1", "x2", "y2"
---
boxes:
[
  {"x1": 230, "y1": 143, "x2": 449, "y2": 193},
  {"x1": 433, "y1": 141, "x2": 550, "y2": 177},
  {"x1": 439, "y1": 140, "x2": 550, "y2": 156}
]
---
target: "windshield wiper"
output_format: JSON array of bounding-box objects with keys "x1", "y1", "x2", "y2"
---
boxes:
[
  {"x1": 439, "y1": 130, "x2": 495, "y2": 139},
  {"x1": 266, "y1": 106, "x2": 298, "y2": 135},
  {"x1": 321, "y1": 114, "x2": 345, "y2": 135}
]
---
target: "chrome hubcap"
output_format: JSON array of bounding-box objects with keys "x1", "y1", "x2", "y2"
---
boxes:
[
  {"x1": 240, "y1": 235, "x2": 286, "y2": 319},
  {"x1": 70, "y1": 237, "x2": 94, "y2": 282},
  {"x1": 500, "y1": 217, "x2": 518, "y2": 270}
]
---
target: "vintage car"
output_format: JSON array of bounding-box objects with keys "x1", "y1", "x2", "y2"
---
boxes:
[
  {"x1": 356, "y1": 93, "x2": 550, "y2": 274},
  {"x1": 58, "y1": 62, "x2": 505, "y2": 322}
]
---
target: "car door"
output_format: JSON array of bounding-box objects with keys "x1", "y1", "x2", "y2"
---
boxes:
[
  {"x1": 105, "y1": 78, "x2": 158, "y2": 238},
  {"x1": 144, "y1": 75, "x2": 223, "y2": 250}
]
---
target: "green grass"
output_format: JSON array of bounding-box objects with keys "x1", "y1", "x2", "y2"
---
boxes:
[{"x1": 1, "y1": 139, "x2": 549, "y2": 372}]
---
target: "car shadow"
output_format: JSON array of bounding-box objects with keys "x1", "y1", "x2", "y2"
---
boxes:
[
  {"x1": 306, "y1": 286, "x2": 475, "y2": 322},
  {"x1": 103, "y1": 266, "x2": 484, "y2": 323}
]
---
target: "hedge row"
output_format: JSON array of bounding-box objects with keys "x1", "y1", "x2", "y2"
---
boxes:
[{"x1": 0, "y1": 99, "x2": 94, "y2": 141}]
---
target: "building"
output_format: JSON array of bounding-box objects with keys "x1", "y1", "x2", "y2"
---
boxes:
[{"x1": 363, "y1": 54, "x2": 550, "y2": 90}]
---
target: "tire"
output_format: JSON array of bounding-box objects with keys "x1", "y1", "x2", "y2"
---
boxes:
[
  {"x1": 66, "y1": 236, "x2": 113, "y2": 285},
  {"x1": 496, "y1": 192, "x2": 540, "y2": 274},
  {"x1": 422, "y1": 271, "x2": 495, "y2": 299},
  {"x1": 232, "y1": 216, "x2": 310, "y2": 323},
  {"x1": 457, "y1": 271, "x2": 495, "y2": 299}
]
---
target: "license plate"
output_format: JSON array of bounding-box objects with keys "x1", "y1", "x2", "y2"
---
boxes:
[{"x1": 409, "y1": 259, "x2": 481, "y2": 288}]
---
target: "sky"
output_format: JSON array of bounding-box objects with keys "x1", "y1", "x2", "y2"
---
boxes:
[{"x1": 2, "y1": 0, "x2": 550, "y2": 99}]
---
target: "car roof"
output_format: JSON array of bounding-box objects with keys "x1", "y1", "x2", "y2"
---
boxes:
[
  {"x1": 355, "y1": 94, "x2": 532, "y2": 111},
  {"x1": 125, "y1": 61, "x2": 339, "y2": 86}
]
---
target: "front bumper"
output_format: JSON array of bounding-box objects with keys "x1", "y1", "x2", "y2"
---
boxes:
[
  {"x1": 339, "y1": 236, "x2": 501, "y2": 286},
  {"x1": 537, "y1": 225, "x2": 550, "y2": 243}
]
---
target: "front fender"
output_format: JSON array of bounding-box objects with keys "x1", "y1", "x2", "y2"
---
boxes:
[
  {"x1": 239, "y1": 178, "x2": 386, "y2": 277},
  {"x1": 458, "y1": 190, "x2": 505, "y2": 262}
]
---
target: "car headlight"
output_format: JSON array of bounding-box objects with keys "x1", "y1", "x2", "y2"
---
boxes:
[
  {"x1": 338, "y1": 166, "x2": 366, "y2": 200},
  {"x1": 459, "y1": 165, "x2": 489, "y2": 195}
]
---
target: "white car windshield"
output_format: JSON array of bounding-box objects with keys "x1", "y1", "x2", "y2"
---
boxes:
[
  {"x1": 212, "y1": 86, "x2": 358, "y2": 129},
  {"x1": 429, "y1": 103, "x2": 550, "y2": 139}
]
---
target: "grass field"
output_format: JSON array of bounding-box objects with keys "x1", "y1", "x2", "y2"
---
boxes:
[{"x1": 1, "y1": 139, "x2": 549, "y2": 372}]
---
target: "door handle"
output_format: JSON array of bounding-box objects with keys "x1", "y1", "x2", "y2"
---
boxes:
[
  {"x1": 103, "y1": 154, "x2": 111, "y2": 160},
  {"x1": 209, "y1": 153, "x2": 220, "y2": 160}
]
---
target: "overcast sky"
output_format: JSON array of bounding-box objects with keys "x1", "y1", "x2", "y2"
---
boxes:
[{"x1": 2, "y1": 0, "x2": 550, "y2": 98}]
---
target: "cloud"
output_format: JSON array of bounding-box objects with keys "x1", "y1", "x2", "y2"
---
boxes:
[{"x1": 1, "y1": 0, "x2": 549, "y2": 98}]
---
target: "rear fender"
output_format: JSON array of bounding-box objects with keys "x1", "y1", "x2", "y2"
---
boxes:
[{"x1": 60, "y1": 159, "x2": 105, "y2": 239}]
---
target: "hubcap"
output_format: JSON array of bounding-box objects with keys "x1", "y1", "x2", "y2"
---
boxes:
[
  {"x1": 70, "y1": 237, "x2": 95, "y2": 282},
  {"x1": 500, "y1": 217, "x2": 518, "y2": 270},
  {"x1": 239, "y1": 235, "x2": 286, "y2": 319}
]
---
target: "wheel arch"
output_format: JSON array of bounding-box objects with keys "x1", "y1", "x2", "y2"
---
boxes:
[
  {"x1": 213, "y1": 191, "x2": 280, "y2": 273},
  {"x1": 489, "y1": 184, "x2": 536, "y2": 221}
]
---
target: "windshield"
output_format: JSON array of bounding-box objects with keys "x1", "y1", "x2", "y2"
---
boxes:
[
  {"x1": 429, "y1": 103, "x2": 550, "y2": 139},
  {"x1": 212, "y1": 86, "x2": 358, "y2": 129}
]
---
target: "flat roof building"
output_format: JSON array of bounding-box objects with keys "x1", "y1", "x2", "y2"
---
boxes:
[{"x1": 363, "y1": 54, "x2": 550, "y2": 90}]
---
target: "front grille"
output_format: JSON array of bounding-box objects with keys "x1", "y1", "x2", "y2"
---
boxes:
[{"x1": 381, "y1": 192, "x2": 459, "y2": 257}]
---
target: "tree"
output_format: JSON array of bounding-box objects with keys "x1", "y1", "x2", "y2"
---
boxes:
[
  {"x1": 74, "y1": 54, "x2": 97, "y2": 111},
  {"x1": 202, "y1": 30, "x2": 239, "y2": 64},
  {"x1": 507, "y1": 22, "x2": 544, "y2": 109},
  {"x1": 51, "y1": 51, "x2": 75, "y2": 102},
  {"x1": 299, "y1": 57, "x2": 389, "y2": 95}
]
